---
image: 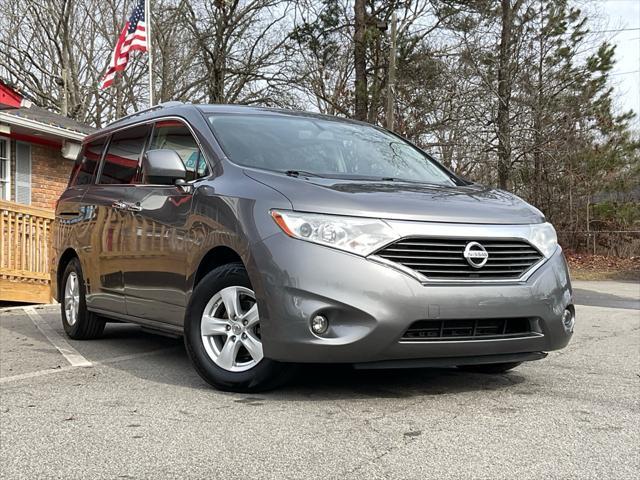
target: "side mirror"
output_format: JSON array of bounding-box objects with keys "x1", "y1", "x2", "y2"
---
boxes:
[{"x1": 143, "y1": 149, "x2": 187, "y2": 186}]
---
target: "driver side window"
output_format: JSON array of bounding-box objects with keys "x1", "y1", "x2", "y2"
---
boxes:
[{"x1": 145, "y1": 120, "x2": 208, "y2": 183}]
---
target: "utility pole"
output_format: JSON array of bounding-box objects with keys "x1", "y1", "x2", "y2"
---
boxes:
[
  {"x1": 386, "y1": 12, "x2": 397, "y2": 131},
  {"x1": 496, "y1": 0, "x2": 513, "y2": 190},
  {"x1": 354, "y1": 0, "x2": 367, "y2": 121}
]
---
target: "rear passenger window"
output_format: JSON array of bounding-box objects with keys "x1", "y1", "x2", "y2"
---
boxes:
[
  {"x1": 70, "y1": 138, "x2": 105, "y2": 186},
  {"x1": 147, "y1": 121, "x2": 208, "y2": 182},
  {"x1": 99, "y1": 125, "x2": 151, "y2": 184}
]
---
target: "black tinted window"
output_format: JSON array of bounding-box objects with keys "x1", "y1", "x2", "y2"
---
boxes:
[
  {"x1": 99, "y1": 125, "x2": 150, "y2": 184},
  {"x1": 70, "y1": 138, "x2": 105, "y2": 186},
  {"x1": 147, "y1": 120, "x2": 208, "y2": 182}
]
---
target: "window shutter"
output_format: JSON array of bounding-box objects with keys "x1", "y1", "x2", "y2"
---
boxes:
[
  {"x1": 15, "y1": 142, "x2": 31, "y2": 205},
  {"x1": 0, "y1": 138, "x2": 9, "y2": 200}
]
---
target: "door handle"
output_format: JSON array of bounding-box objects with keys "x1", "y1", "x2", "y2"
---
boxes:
[{"x1": 112, "y1": 201, "x2": 141, "y2": 212}]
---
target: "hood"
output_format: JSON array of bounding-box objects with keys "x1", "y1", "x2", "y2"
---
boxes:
[{"x1": 245, "y1": 169, "x2": 544, "y2": 225}]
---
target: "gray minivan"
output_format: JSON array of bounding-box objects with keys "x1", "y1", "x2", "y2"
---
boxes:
[{"x1": 53, "y1": 103, "x2": 574, "y2": 392}]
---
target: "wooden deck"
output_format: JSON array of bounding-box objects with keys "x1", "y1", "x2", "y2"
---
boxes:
[{"x1": 0, "y1": 200, "x2": 54, "y2": 304}]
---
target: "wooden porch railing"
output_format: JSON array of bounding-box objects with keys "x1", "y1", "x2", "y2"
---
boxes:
[{"x1": 0, "y1": 200, "x2": 54, "y2": 303}]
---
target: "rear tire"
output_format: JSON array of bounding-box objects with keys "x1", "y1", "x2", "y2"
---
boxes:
[
  {"x1": 184, "y1": 262, "x2": 295, "y2": 392},
  {"x1": 60, "y1": 258, "x2": 105, "y2": 340},
  {"x1": 457, "y1": 362, "x2": 522, "y2": 374}
]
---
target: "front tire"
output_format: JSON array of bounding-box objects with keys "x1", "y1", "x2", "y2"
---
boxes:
[
  {"x1": 457, "y1": 362, "x2": 522, "y2": 374},
  {"x1": 184, "y1": 263, "x2": 295, "y2": 392},
  {"x1": 60, "y1": 258, "x2": 105, "y2": 339}
]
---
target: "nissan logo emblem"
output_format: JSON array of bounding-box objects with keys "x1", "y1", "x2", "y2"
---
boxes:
[{"x1": 463, "y1": 241, "x2": 489, "y2": 268}]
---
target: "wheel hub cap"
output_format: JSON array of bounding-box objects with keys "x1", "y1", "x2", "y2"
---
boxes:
[{"x1": 200, "y1": 286, "x2": 263, "y2": 372}]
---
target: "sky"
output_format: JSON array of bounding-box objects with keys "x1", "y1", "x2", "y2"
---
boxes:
[{"x1": 596, "y1": 0, "x2": 640, "y2": 128}]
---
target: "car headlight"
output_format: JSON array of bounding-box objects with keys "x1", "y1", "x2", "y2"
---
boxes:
[
  {"x1": 270, "y1": 210, "x2": 400, "y2": 256},
  {"x1": 529, "y1": 222, "x2": 558, "y2": 257}
]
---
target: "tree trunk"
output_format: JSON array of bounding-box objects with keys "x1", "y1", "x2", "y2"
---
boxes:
[
  {"x1": 496, "y1": 0, "x2": 513, "y2": 190},
  {"x1": 354, "y1": 0, "x2": 367, "y2": 121},
  {"x1": 532, "y1": 0, "x2": 544, "y2": 207},
  {"x1": 212, "y1": 7, "x2": 226, "y2": 103},
  {"x1": 367, "y1": 32, "x2": 381, "y2": 124},
  {"x1": 533, "y1": 64, "x2": 543, "y2": 207}
]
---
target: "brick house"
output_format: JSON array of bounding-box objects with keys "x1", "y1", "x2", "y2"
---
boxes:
[
  {"x1": 0, "y1": 80, "x2": 94, "y2": 303},
  {"x1": 0, "y1": 80, "x2": 94, "y2": 209}
]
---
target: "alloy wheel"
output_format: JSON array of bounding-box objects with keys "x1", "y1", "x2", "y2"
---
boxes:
[
  {"x1": 64, "y1": 272, "x2": 80, "y2": 326},
  {"x1": 200, "y1": 286, "x2": 263, "y2": 372}
]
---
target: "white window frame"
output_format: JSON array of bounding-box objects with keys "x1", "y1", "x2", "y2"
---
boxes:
[{"x1": 0, "y1": 136, "x2": 10, "y2": 201}]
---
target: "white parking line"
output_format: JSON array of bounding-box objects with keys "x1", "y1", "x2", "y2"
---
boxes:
[
  {"x1": 23, "y1": 307, "x2": 92, "y2": 368},
  {"x1": 0, "y1": 347, "x2": 179, "y2": 384},
  {"x1": 1, "y1": 309, "x2": 179, "y2": 384},
  {"x1": 0, "y1": 366, "x2": 77, "y2": 384}
]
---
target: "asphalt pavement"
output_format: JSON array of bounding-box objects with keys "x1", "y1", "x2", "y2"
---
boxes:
[{"x1": 1, "y1": 280, "x2": 638, "y2": 479}]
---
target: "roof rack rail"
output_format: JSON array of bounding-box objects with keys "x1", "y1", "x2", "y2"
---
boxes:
[{"x1": 107, "y1": 101, "x2": 186, "y2": 127}]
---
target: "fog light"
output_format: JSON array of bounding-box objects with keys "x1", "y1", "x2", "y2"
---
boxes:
[
  {"x1": 311, "y1": 315, "x2": 329, "y2": 335},
  {"x1": 562, "y1": 308, "x2": 575, "y2": 333}
]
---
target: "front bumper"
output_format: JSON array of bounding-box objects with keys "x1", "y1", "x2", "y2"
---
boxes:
[{"x1": 250, "y1": 233, "x2": 573, "y2": 364}]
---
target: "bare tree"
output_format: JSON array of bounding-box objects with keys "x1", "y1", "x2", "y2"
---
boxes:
[{"x1": 1, "y1": 0, "x2": 637, "y2": 250}]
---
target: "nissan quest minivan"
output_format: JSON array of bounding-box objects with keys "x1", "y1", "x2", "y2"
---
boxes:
[{"x1": 53, "y1": 103, "x2": 575, "y2": 392}]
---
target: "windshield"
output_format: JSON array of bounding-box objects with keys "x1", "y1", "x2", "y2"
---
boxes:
[{"x1": 208, "y1": 114, "x2": 456, "y2": 185}]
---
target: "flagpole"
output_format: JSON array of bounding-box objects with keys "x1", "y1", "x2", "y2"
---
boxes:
[{"x1": 145, "y1": 0, "x2": 154, "y2": 106}]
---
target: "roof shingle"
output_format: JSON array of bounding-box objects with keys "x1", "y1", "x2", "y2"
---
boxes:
[{"x1": 2, "y1": 105, "x2": 95, "y2": 135}]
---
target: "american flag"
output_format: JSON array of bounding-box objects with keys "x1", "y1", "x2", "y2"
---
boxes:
[{"x1": 100, "y1": 0, "x2": 147, "y2": 89}]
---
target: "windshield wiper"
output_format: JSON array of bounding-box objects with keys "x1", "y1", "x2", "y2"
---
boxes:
[
  {"x1": 376, "y1": 177, "x2": 425, "y2": 184},
  {"x1": 284, "y1": 170, "x2": 323, "y2": 178},
  {"x1": 373, "y1": 176, "x2": 452, "y2": 186}
]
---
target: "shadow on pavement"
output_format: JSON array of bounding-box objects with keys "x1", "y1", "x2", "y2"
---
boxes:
[
  {"x1": 98, "y1": 330, "x2": 526, "y2": 399},
  {"x1": 276, "y1": 364, "x2": 526, "y2": 400},
  {"x1": 2, "y1": 309, "x2": 527, "y2": 398}
]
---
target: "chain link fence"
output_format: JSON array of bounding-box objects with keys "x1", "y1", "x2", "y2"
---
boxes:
[{"x1": 557, "y1": 230, "x2": 640, "y2": 258}]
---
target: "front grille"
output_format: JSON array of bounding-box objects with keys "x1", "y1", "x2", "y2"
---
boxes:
[
  {"x1": 375, "y1": 237, "x2": 543, "y2": 280},
  {"x1": 402, "y1": 318, "x2": 533, "y2": 341}
]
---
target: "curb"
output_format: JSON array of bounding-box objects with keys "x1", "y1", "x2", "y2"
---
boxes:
[{"x1": 0, "y1": 303, "x2": 59, "y2": 313}]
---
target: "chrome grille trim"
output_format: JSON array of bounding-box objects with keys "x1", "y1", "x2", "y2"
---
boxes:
[{"x1": 372, "y1": 237, "x2": 546, "y2": 283}]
